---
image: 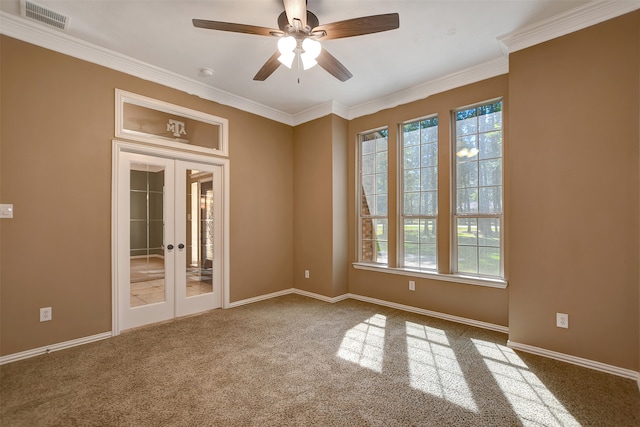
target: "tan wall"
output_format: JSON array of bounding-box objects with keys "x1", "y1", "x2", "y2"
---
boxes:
[
  {"x1": 347, "y1": 76, "x2": 510, "y2": 327},
  {"x1": 508, "y1": 12, "x2": 639, "y2": 370},
  {"x1": 292, "y1": 115, "x2": 349, "y2": 298},
  {"x1": 2, "y1": 9, "x2": 639, "y2": 373},
  {"x1": 0, "y1": 36, "x2": 293, "y2": 355},
  {"x1": 293, "y1": 116, "x2": 334, "y2": 296},
  {"x1": 331, "y1": 115, "x2": 349, "y2": 297}
]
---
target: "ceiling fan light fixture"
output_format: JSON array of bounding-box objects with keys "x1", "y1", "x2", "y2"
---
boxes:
[
  {"x1": 277, "y1": 35, "x2": 296, "y2": 68},
  {"x1": 193, "y1": 2, "x2": 399, "y2": 82},
  {"x1": 301, "y1": 38, "x2": 321, "y2": 70},
  {"x1": 301, "y1": 53, "x2": 317, "y2": 70},
  {"x1": 302, "y1": 38, "x2": 321, "y2": 59},
  {"x1": 278, "y1": 51, "x2": 295, "y2": 68},
  {"x1": 277, "y1": 36, "x2": 296, "y2": 55}
]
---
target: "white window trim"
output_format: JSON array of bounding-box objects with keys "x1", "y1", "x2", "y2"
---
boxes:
[
  {"x1": 356, "y1": 127, "x2": 389, "y2": 265},
  {"x1": 352, "y1": 262, "x2": 507, "y2": 289},
  {"x1": 398, "y1": 116, "x2": 439, "y2": 272},
  {"x1": 451, "y1": 98, "x2": 505, "y2": 280}
]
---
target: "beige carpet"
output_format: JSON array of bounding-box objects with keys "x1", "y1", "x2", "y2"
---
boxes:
[{"x1": 1, "y1": 294, "x2": 639, "y2": 426}]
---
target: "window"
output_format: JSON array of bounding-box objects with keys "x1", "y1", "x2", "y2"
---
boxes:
[
  {"x1": 358, "y1": 129, "x2": 389, "y2": 264},
  {"x1": 353, "y1": 97, "x2": 506, "y2": 287},
  {"x1": 453, "y1": 100, "x2": 503, "y2": 278},
  {"x1": 401, "y1": 116, "x2": 439, "y2": 270}
]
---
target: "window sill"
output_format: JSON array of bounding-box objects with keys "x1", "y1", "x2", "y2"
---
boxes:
[{"x1": 352, "y1": 263, "x2": 508, "y2": 289}]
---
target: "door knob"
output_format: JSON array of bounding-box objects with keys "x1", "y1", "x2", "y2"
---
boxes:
[
  {"x1": 167, "y1": 244, "x2": 174, "y2": 250},
  {"x1": 178, "y1": 243, "x2": 185, "y2": 249}
]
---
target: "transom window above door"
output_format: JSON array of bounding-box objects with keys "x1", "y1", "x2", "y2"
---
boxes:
[{"x1": 115, "y1": 89, "x2": 229, "y2": 157}]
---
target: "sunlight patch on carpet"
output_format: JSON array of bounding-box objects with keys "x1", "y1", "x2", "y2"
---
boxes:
[
  {"x1": 405, "y1": 322, "x2": 478, "y2": 412},
  {"x1": 472, "y1": 339, "x2": 580, "y2": 426},
  {"x1": 337, "y1": 314, "x2": 386, "y2": 372}
]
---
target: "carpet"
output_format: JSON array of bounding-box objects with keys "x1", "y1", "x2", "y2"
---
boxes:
[{"x1": 1, "y1": 294, "x2": 639, "y2": 426}]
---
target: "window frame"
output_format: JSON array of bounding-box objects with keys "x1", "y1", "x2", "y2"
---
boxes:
[
  {"x1": 398, "y1": 114, "x2": 439, "y2": 272},
  {"x1": 451, "y1": 98, "x2": 505, "y2": 280},
  {"x1": 357, "y1": 127, "x2": 390, "y2": 266},
  {"x1": 352, "y1": 98, "x2": 507, "y2": 290}
]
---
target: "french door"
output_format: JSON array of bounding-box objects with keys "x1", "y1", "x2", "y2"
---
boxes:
[{"x1": 115, "y1": 149, "x2": 224, "y2": 331}]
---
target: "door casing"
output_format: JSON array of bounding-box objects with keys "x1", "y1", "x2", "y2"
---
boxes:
[{"x1": 112, "y1": 140, "x2": 230, "y2": 335}]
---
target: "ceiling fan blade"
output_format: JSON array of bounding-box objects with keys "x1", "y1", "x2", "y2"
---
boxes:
[
  {"x1": 313, "y1": 13, "x2": 399, "y2": 40},
  {"x1": 193, "y1": 19, "x2": 281, "y2": 37},
  {"x1": 253, "y1": 51, "x2": 282, "y2": 81},
  {"x1": 316, "y1": 49, "x2": 353, "y2": 82},
  {"x1": 283, "y1": 0, "x2": 307, "y2": 28}
]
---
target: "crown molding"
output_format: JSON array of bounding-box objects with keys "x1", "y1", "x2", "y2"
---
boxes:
[
  {"x1": 4, "y1": 1, "x2": 637, "y2": 127},
  {"x1": 347, "y1": 56, "x2": 509, "y2": 120},
  {"x1": 292, "y1": 100, "x2": 350, "y2": 126},
  {"x1": 0, "y1": 11, "x2": 295, "y2": 126},
  {"x1": 0, "y1": 10, "x2": 508, "y2": 126},
  {"x1": 498, "y1": 0, "x2": 640, "y2": 55}
]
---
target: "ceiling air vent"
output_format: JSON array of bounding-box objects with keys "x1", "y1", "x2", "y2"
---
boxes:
[{"x1": 21, "y1": 0, "x2": 70, "y2": 30}]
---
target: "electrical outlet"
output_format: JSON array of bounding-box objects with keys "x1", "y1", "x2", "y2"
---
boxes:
[
  {"x1": 409, "y1": 280, "x2": 415, "y2": 291},
  {"x1": 40, "y1": 307, "x2": 52, "y2": 322},
  {"x1": 304, "y1": 270, "x2": 310, "y2": 279},
  {"x1": 556, "y1": 313, "x2": 568, "y2": 329}
]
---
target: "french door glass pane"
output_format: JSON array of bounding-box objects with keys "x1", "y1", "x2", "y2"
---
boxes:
[
  {"x1": 129, "y1": 165, "x2": 166, "y2": 307},
  {"x1": 186, "y1": 170, "x2": 214, "y2": 297}
]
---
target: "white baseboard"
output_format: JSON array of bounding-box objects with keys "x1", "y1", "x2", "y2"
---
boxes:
[
  {"x1": 241, "y1": 288, "x2": 509, "y2": 336},
  {"x1": 0, "y1": 332, "x2": 112, "y2": 365},
  {"x1": 228, "y1": 288, "x2": 350, "y2": 307},
  {"x1": 507, "y1": 340, "x2": 639, "y2": 382},
  {"x1": 226, "y1": 288, "x2": 296, "y2": 308},
  {"x1": 347, "y1": 293, "x2": 509, "y2": 334},
  {"x1": 228, "y1": 289, "x2": 508, "y2": 333},
  {"x1": 3, "y1": 291, "x2": 637, "y2": 390},
  {"x1": 292, "y1": 288, "x2": 350, "y2": 303}
]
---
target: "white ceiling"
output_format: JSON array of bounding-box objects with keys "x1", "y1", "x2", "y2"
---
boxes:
[{"x1": 1, "y1": 1, "x2": 636, "y2": 124}]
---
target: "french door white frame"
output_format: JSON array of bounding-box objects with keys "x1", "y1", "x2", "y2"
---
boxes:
[{"x1": 111, "y1": 140, "x2": 230, "y2": 335}]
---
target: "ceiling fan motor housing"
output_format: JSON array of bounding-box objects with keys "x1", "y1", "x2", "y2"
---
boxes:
[{"x1": 278, "y1": 11, "x2": 320, "y2": 37}]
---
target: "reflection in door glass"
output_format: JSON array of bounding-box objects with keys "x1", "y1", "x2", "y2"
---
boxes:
[
  {"x1": 186, "y1": 170, "x2": 214, "y2": 297},
  {"x1": 129, "y1": 164, "x2": 166, "y2": 307}
]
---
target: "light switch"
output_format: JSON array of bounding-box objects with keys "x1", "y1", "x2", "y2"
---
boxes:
[{"x1": 0, "y1": 204, "x2": 13, "y2": 219}]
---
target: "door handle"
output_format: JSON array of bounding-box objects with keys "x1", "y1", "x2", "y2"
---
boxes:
[
  {"x1": 167, "y1": 244, "x2": 174, "y2": 250},
  {"x1": 178, "y1": 243, "x2": 185, "y2": 249}
]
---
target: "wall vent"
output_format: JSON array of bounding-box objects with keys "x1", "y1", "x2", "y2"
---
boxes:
[{"x1": 21, "y1": 0, "x2": 70, "y2": 30}]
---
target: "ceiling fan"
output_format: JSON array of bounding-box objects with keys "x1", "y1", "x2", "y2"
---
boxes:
[{"x1": 193, "y1": 0, "x2": 399, "y2": 82}]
